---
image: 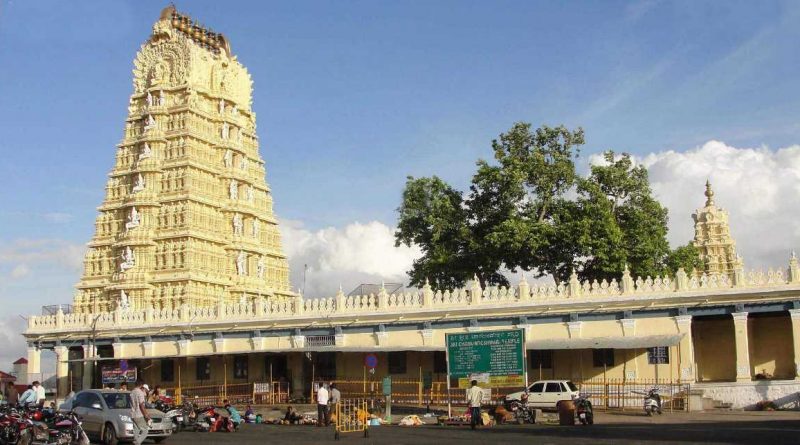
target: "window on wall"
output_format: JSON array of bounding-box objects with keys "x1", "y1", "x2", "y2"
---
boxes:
[
  {"x1": 647, "y1": 347, "x2": 670, "y2": 364},
  {"x1": 433, "y1": 351, "x2": 447, "y2": 374},
  {"x1": 234, "y1": 355, "x2": 249, "y2": 379},
  {"x1": 388, "y1": 351, "x2": 407, "y2": 374},
  {"x1": 161, "y1": 359, "x2": 175, "y2": 382},
  {"x1": 196, "y1": 357, "x2": 211, "y2": 381},
  {"x1": 592, "y1": 349, "x2": 615, "y2": 367},
  {"x1": 529, "y1": 350, "x2": 553, "y2": 369}
]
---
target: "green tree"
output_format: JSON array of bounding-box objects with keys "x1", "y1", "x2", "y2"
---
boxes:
[
  {"x1": 395, "y1": 123, "x2": 703, "y2": 288},
  {"x1": 664, "y1": 243, "x2": 705, "y2": 276}
]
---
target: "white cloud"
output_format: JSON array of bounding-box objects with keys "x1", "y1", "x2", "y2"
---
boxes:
[
  {"x1": 280, "y1": 220, "x2": 421, "y2": 297},
  {"x1": 596, "y1": 141, "x2": 800, "y2": 269},
  {"x1": 0, "y1": 239, "x2": 85, "y2": 271},
  {"x1": 41, "y1": 212, "x2": 74, "y2": 224},
  {"x1": 9, "y1": 264, "x2": 30, "y2": 279},
  {"x1": 0, "y1": 317, "x2": 28, "y2": 372}
]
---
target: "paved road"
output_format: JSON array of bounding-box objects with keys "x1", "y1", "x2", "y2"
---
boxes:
[{"x1": 140, "y1": 411, "x2": 800, "y2": 445}]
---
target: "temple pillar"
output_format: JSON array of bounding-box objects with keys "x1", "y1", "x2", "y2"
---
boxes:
[
  {"x1": 674, "y1": 315, "x2": 695, "y2": 382},
  {"x1": 26, "y1": 345, "x2": 42, "y2": 384},
  {"x1": 789, "y1": 309, "x2": 800, "y2": 379},
  {"x1": 82, "y1": 344, "x2": 95, "y2": 390},
  {"x1": 620, "y1": 319, "x2": 638, "y2": 381},
  {"x1": 53, "y1": 345, "x2": 70, "y2": 401},
  {"x1": 732, "y1": 312, "x2": 751, "y2": 381},
  {"x1": 287, "y1": 352, "x2": 306, "y2": 399}
]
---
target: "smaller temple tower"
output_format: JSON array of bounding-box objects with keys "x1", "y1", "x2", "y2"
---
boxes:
[{"x1": 692, "y1": 180, "x2": 742, "y2": 277}]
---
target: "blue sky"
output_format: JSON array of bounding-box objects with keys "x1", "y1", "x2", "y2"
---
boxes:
[
  {"x1": 2, "y1": 0, "x2": 799, "y2": 235},
  {"x1": 2, "y1": 1, "x2": 800, "y2": 366}
]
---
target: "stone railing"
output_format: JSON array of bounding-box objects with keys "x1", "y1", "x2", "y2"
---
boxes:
[{"x1": 26, "y1": 256, "x2": 800, "y2": 335}]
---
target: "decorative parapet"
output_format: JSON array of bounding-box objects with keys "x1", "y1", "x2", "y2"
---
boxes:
[{"x1": 25, "y1": 255, "x2": 800, "y2": 336}]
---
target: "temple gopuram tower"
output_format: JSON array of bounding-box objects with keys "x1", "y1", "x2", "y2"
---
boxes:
[
  {"x1": 692, "y1": 180, "x2": 742, "y2": 277},
  {"x1": 73, "y1": 6, "x2": 293, "y2": 314}
]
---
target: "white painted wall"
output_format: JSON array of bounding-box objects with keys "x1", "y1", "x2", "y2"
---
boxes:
[{"x1": 695, "y1": 380, "x2": 800, "y2": 409}]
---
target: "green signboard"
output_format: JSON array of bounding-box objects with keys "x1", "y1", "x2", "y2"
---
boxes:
[
  {"x1": 382, "y1": 376, "x2": 392, "y2": 395},
  {"x1": 446, "y1": 329, "x2": 526, "y2": 389}
]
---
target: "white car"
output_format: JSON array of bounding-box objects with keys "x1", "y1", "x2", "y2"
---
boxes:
[{"x1": 504, "y1": 380, "x2": 579, "y2": 410}]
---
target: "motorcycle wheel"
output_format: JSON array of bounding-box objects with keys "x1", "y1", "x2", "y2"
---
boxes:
[
  {"x1": 579, "y1": 417, "x2": 587, "y2": 425},
  {"x1": 646, "y1": 409, "x2": 653, "y2": 417},
  {"x1": 173, "y1": 421, "x2": 181, "y2": 434}
]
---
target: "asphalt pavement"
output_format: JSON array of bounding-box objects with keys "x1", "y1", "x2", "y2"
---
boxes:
[{"x1": 134, "y1": 411, "x2": 800, "y2": 445}]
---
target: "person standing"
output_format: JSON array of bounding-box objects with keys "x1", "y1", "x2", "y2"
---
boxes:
[
  {"x1": 316, "y1": 382, "x2": 329, "y2": 427},
  {"x1": 466, "y1": 380, "x2": 484, "y2": 430},
  {"x1": 33, "y1": 381, "x2": 46, "y2": 408},
  {"x1": 130, "y1": 381, "x2": 151, "y2": 445},
  {"x1": 328, "y1": 383, "x2": 341, "y2": 426},
  {"x1": 4, "y1": 384, "x2": 19, "y2": 406}
]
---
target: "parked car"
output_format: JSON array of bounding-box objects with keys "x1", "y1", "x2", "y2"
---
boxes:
[
  {"x1": 61, "y1": 389, "x2": 171, "y2": 444},
  {"x1": 504, "y1": 380, "x2": 580, "y2": 410}
]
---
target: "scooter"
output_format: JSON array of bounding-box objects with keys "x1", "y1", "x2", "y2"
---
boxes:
[
  {"x1": 573, "y1": 394, "x2": 594, "y2": 425},
  {"x1": 643, "y1": 387, "x2": 662, "y2": 416}
]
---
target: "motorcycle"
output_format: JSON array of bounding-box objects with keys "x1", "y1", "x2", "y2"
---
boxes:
[
  {"x1": 509, "y1": 392, "x2": 535, "y2": 424},
  {"x1": 21, "y1": 409, "x2": 89, "y2": 445},
  {"x1": 573, "y1": 394, "x2": 594, "y2": 425},
  {"x1": 643, "y1": 387, "x2": 662, "y2": 416},
  {"x1": 192, "y1": 406, "x2": 217, "y2": 432},
  {"x1": 0, "y1": 406, "x2": 29, "y2": 445},
  {"x1": 152, "y1": 400, "x2": 183, "y2": 434}
]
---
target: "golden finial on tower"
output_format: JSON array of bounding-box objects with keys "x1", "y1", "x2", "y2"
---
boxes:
[{"x1": 704, "y1": 179, "x2": 715, "y2": 206}]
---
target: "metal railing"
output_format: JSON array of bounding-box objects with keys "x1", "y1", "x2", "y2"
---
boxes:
[{"x1": 319, "y1": 378, "x2": 689, "y2": 411}]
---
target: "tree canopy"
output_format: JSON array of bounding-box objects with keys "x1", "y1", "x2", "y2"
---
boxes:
[{"x1": 395, "y1": 122, "x2": 703, "y2": 288}]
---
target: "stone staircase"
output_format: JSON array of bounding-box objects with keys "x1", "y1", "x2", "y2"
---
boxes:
[{"x1": 690, "y1": 388, "x2": 734, "y2": 411}]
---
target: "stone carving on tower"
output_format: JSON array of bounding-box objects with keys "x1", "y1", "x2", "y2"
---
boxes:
[
  {"x1": 73, "y1": 6, "x2": 293, "y2": 314},
  {"x1": 692, "y1": 180, "x2": 742, "y2": 278}
]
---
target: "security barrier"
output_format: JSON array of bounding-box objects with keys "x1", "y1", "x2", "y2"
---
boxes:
[
  {"x1": 163, "y1": 381, "x2": 289, "y2": 406},
  {"x1": 333, "y1": 399, "x2": 369, "y2": 440}
]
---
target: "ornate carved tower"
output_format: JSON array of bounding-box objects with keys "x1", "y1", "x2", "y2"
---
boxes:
[
  {"x1": 692, "y1": 180, "x2": 742, "y2": 277},
  {"x1": 73, "y1": 6, "x2": 293, "y2": 314}
]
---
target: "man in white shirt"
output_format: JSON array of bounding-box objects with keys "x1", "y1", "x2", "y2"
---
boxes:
[
  {"x1": 130, "y1": 381, "x2": 151, "y2": 445},
  {"x1": 316, "y1": 383, "x2": 329, "y2": 427},
  {"x1": 328, "y1": 383, "x2": 341, "y2": 425},
  {"x1": 466, "y1": 380, "x2": 484, "y2": 430},
  {"x1": 33, "y1": 381, "x2": 46, "y2": 408}
]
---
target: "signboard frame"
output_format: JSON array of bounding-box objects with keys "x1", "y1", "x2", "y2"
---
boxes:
[
  {"x1": 101, "y1": 366, "x2": 138, "y2": 385},
  {"x1": 445, "y1": 328, "x2": 527, "y2": 415}
]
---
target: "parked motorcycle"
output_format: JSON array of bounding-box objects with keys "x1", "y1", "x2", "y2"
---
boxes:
[
  {"x1": 0, "y1": 406, "x2": 29, "y2": 445},
  {"x1": 180, "y1": 400, "x2": 199, "y2": 431},
  {"x1": 152, "y1": 400, "x2": 183, "y2": 434},
  {"x1": 509, "y1": 392, "x2": 535, "y2": 424},
  {"x1": 192, "y1": 406, "x2": 217, "y2": 432},
  {"x1": 643, "y1": 387, "x2": 662, "y2": 416},
  {"x1": 573, "y1": 394, "x2": 594, "y2": 425},
  {"x1": 21, "y1": 408, "x2": 88, "y2": 445}
]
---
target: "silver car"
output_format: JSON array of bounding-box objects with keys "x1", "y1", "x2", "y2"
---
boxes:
[{"x1": 62, "y1": 389, "x2": 171, "y2": 444}]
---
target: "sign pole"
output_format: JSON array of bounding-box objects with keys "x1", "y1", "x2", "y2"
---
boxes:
[{"x1": 445, "y1": 338, "x2": 451, "y2": 418}]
